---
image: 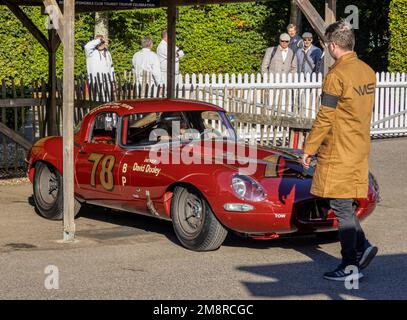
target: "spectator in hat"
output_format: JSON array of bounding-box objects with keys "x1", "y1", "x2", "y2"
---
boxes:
[
  {"x1": 261, "y1": 33, "x2": 297, "y2": 75},
  {"x1": 296, "y1": 32, "x2": 323, "y2": 74},
  {"x1": 287, "y1": 23, "x2": 303, "y2": 54}
]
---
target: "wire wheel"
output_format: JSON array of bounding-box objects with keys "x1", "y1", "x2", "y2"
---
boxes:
[
  {"x1": 177, "y1": 192, "x2": 205, "y2": 238},
  {"x1": 171, "y1": 186, "x2": 228, "y2": 251},
  {"x1": 36, "y1": 164, "x2": 59, "y2": 210}
]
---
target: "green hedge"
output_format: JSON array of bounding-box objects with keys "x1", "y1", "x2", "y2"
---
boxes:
[
  {"x1": 0, "y1": 2, "x2": 290, "y2": 83},
  {"x1": 0, "y1": 7, "x2": 94, "y2": 83},
  {"x1": 388, "y1": 0, "x2": 407, "y2": 72},
  {"x1": 0, "y1": 1, "x2": 400, "y2": 83}
]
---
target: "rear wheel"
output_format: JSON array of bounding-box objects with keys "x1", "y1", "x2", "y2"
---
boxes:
[
  {"x1": 33, "y1": 162, "x2": 81, "y2": 220},
  {"x1": 171, "y1": 186, "x2": 228, "y2": 251}
]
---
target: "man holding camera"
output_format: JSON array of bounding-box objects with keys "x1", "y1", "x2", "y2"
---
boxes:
[
  {"x1": 85, "y1": 35, "x2": 115, "y2": 82},
  {"x1": 157, "y1": 29, "x2": 185, "y2": 86}
]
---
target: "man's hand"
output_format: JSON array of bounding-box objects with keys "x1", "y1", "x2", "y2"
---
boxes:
[{"x1": 302, "y1": 153, "x2": 312, "y2": 169}]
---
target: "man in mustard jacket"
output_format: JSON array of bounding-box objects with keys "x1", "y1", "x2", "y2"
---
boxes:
[{"x1": 302, "y1": 20, "x2": 378, "y2": 281}]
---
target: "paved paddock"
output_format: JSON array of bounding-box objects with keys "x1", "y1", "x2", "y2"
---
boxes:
[{"x1": 0, "y1": 138, "x2": 406, "y2": 300}]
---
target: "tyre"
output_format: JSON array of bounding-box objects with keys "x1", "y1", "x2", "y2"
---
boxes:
[
  {"x1": 171, "y1": 186, "x2": 228, "y2": 251},
  {"x1": 33, "y1": 162, "x2": 81, "y2": 220}
]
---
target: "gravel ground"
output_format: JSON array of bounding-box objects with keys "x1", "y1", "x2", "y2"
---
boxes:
[{"x1": 0, "y1": 138, "x2": 406, "y2": 300}]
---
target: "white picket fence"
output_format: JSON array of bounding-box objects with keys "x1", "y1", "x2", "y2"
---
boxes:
[{"x1": 175, "y1": 71, "x2": 407, "y2": 138}]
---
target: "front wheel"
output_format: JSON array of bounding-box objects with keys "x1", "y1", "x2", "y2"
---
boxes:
[
  {"x1": 171, "y1": 186, "x2": 228, "y2": 251},
  {"x1": 33, "y1": 162, "x2": 81, "y2": 220}
]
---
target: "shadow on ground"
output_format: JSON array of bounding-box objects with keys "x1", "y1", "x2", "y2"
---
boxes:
[{"x1": 236, "y1": 237, "x2": 407, "y2": 300}]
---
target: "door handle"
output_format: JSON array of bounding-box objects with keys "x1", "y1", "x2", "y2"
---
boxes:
[{"x1": 75, "y1": 142, "x2": 86, "y2": 154}]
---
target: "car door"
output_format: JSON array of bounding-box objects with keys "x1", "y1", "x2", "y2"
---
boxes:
[
  {"x1": 75, "y1": 111, "x2": 123, "y2": 202},
  {"x1": 118, "y1": 112, "x2": 172, "y2": 216}
]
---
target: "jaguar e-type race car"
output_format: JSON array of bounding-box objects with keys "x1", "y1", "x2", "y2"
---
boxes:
[{"x1": 26, "y1": 99, "x2": 380, "y2": 251}]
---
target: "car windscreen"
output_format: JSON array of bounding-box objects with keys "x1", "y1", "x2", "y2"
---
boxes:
[{"x1": 121, "y1": 110, "x2": 237, "y2": 147}]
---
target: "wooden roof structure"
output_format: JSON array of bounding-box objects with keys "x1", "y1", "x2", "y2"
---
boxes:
[{"x1": 0, "y1": 0, "x2": 337, "y2": 241}]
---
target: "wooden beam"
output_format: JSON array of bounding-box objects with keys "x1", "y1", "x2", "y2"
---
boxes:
[
  {"x1": 62, "y1": 0, "x2": 75, "y2": 241},
  {"x1": 6, "y1": 0, "x2": 270, "y2": 9},
  {"x1": 325, "y1": 0, "x2": 336, "y2": 23},
  {"x1": 4, "y1": 1, "x2": 50, "y2": 51},
  {"x1": 42, "y1": 0, "x2": 65, "y2": 43},
  {"x1": 166, "y1": 4, "x2": 177, "y2": 98},
  {"x1": 0, "y1": 122, "x2": 32, "y2": 150},
  {"x1": 324, "y1": 0, "x2": 336, "y2": 74},
  {"x1": 295, "y1": 0, "x2": 327, "y2": 42},
  {"x1": 0, "y1": 98, "x2": 43, "y2": 107}
]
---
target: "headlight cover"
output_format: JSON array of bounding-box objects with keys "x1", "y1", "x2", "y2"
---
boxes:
[{"x1": 231, "y1": 175, "x2": 266, "y2": 202}]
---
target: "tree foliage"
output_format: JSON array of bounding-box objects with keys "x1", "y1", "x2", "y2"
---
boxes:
[
  {"x1": 0, "y1": 6, "x2": 93, "y2": 83},
  {"x1": 0, "y1": 1, "x2": 399, "y2": 84},
  {"x1": 388, "y1": 0, "x2": 407, "y2": 72},
  {"x1": 0, "y1": 2, "x2": 290, "y2": 82},
  {"x1": 301, "y1": 0, "x2": 390, "y2": 71}
]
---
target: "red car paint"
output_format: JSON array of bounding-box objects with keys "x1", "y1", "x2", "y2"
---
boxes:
[{"x1": 26, "y1": 99, "x2": 379, "y2": 238}]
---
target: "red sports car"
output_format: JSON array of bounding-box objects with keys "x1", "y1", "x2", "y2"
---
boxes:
[{"x1": 26, "y1": 99, "x2": 380, "y2": 251}]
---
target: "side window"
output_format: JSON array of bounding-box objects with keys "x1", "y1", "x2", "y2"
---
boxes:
[
  {"x1": 122, "y1": 112, "x2": 161, "y2": 146},
  {"x1": 201, "y1": 111, "x2": 228, "y2": 136},
  {"x1": 90, "y1": 112, "x2": 118, "y2": 145}
]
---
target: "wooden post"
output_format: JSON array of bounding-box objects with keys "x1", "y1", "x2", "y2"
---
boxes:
[
  {"x1": 62, "y1": 0, "x2": 75, "y2": 242},
  {"x1": 166, "y1": 4, "x2": 177, "y2": 98},
  {"x1": 47, "y1": 29, "x2": 60, "y2": 136},
  {"x1": 324, "y1": 0, "x2": 336, "y2": 75}
]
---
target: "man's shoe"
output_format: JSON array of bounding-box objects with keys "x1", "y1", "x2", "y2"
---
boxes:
[
  {"x1": 323, "y1": 264, "x2": 363, "y2": 281},
  {"x1": 358, "y1": 245, "x2": 378, "y2": 270}
]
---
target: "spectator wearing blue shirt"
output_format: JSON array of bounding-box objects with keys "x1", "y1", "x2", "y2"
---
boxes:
[{"x1": 296, "y1": 32, "x2": 323, "y2": 74}]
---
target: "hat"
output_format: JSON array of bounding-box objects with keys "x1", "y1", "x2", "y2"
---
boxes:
[
  {"x1": 302, "y1": 32, "x2": 313, "y2": 39},
  {"x1": 280, "y1": 33, "x2": 290, "y2": 41}
]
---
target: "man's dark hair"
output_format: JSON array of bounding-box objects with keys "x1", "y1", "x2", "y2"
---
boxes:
[{"x1": 325, "y1": 20, "x2": 355, "y2": 51}]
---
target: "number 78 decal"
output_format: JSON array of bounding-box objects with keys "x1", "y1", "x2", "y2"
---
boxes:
[{"x1": 88, "y1": 153, "x2": 116, "y2": 191}]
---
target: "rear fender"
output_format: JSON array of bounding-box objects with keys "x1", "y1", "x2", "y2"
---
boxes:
[{"x1": 27, "y1": 137, "x2": 63, "y2": 182}]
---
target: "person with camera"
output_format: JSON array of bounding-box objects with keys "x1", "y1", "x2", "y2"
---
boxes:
[
  {"x1": 157, "y1": 29, "x2": 185, "y2": 86},
  {"x1": 84, "y1": 35, "x2": 115, "y2": 83}
]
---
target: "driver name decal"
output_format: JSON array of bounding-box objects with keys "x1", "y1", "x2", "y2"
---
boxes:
[{"x1": 132, "y1": 162, "x2": 161, "y2": 176}]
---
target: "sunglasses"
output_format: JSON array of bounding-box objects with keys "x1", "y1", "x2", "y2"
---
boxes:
[
  {"x1": 280, "y1": 40, "x2": 289, "y2": 43},
  {"x1": 303, "y1": 38, "x2": 313, "y2": 41}
]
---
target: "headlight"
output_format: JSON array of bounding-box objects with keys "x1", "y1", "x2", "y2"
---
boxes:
[{"x1": 231, "y1": 175, "x2": 266, "y2": 202}]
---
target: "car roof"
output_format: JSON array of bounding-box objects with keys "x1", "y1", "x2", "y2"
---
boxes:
[{"x1": 87, "y1": 99, "x2": 224, "y2": 116}]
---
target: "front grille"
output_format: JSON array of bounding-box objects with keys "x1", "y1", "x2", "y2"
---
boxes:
[
  {"x1": 296, "y1": 199, "x2": 332, "y2": 223},
  {"x1": 296, "y1": 199, "x2": 359, "y2": 225}
]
